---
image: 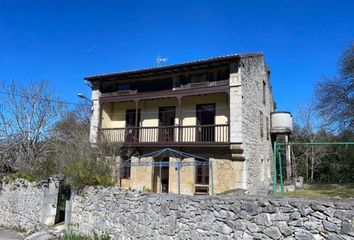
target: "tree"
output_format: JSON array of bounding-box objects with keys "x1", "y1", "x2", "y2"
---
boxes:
[
  {"x1": 315, "y1": 42, "x2": 354, "y2": 133},
  {"x1": 0, "y1": 80, "x2": 126, "y2": 188},
  {"x1": 0, "y1": 80, "x2": 64, "y2": 173},
  {"x1": 292, "y1": 102, "x2": 331, "y2": 182},
  {"x1": 50, "y1": 106, "x2": 126, "y2": 189}
]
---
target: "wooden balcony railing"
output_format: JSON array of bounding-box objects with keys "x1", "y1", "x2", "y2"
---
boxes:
[{"x1": 99, "y1": 124, "x2": 229, "y2": 146}]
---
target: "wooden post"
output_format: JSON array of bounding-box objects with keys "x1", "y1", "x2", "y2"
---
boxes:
[
  {"x1": 178, "y1": 97, "x2": 182, "y2": 143},
  {"x1": 135, "y1": 100, "x2": 139, "y2": 142}
]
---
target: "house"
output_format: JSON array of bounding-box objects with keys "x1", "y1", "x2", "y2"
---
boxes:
[{"x1": 85, "y1": 52, "x2": 274, "y2": 195}]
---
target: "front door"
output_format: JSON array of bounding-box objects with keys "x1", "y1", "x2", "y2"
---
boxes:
[
  {"x1": 153, "y1": 158, "x2": 169, "y2": 193},
  {"x1": 125, "y1": 109, "x2": 140, "y2": 142},
  {"x1": 158, "y1": 106, "x2": 176, "y2": 142},
  {"x1": 196, "y1": 104, "x2": 215, "y2": 142}
]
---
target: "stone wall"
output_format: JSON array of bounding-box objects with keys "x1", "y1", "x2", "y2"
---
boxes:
[
  {"x1": 0, "y1": 179, "x2": 43, "y2": 231},
  {"x1": 0, "y1": 176, "x2": 64, "y2": 232},
  {"x1": 240, "y1": 56, "x2": 274, "y2": 194},
  {"x1": 70, "y1": 186, "x2": 354, "y2": 239}
]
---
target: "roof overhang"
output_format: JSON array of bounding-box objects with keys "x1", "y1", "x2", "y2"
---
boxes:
[{"x1": 85, "y1": 52, "x2": 263, "y2": 82}]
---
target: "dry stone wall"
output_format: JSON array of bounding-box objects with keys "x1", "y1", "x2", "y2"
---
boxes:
[
  {"x1": 70, "y1": 186, "x2": 354, "y2": 240},
  {"x1": 0, "y1": 179, "x2": 43, "y2": 231},
  {"x1": 0, "y1": 176, "x2": 63, "y2": 232}
]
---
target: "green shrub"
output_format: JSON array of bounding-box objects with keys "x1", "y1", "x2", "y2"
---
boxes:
[
  {"x1": 2, "y1": 158, "x2": 59, "y2": 184},
  {"x1": 63, "y1": 158, "x2": 117, "y2": 190},
  {"x1": 3, "y1": 172, "x2": 36, "y2": 183},
  {"x1": 29, "y1": 158, "x2": 58, "y2": 181}
]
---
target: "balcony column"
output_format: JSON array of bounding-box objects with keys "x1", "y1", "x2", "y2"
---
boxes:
[
  {"x1": 178, "y1": 96, "x2": 182, "y2": 142},
  {"x1": 89, "y1": 86, "x2": 101, "y2": 145},
  {"x1": 135, "y1": 100, "x2": 139, "y2": 141}
]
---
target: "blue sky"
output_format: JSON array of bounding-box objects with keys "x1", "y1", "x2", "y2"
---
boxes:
[{"x1": 0, "y1": 0, "x2": 353, "y2": 114}]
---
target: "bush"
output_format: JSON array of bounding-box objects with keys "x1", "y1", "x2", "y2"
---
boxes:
[
  {"x1": 31, "y1": 158, "x2": 58, "y2": 180},
  {"x1": 63, "y1": 158, "x2": 117, "y2": 190},
  {"x1": 3, "y1": 158, "x2": 58, "y2": 183},
  {"x1": 3, "y1": 172, "x2": 36, "y2": 183}
]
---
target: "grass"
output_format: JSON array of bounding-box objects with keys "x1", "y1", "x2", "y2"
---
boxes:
[
  {"x1": 61, "y1": 232, "x2": 111, "y2": 240},
  {"x1": 11, "y1": 225, "x2": 27, "y2": 233},
  {"x1": 61, "y1": 232, "x2": 87, "y2": 240},
  {"x1": 285, "y1": 183, "x2": 354, "y2": 198}
]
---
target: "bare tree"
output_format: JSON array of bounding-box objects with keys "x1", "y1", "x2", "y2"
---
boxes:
[
  {"x1": 315, "y1": 42, "x2": 354, "y2": 132},
  {"x1": 0, "y1": 80, "x2": 125, "y2": 188},
  {"x1": 50, "y1": 106, "x2": 126, "y2": 188},
  {"x1": 0, "y1": 80, "x2": 64, "y2": 173},
  {"x1": 292, "y1": 102, "x2": 330, "y2": 181}
]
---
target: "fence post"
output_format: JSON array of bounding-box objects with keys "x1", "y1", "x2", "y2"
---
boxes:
[
  {"x1": 272, "y1": 141, "x2": 277, "y2": 196},
  {"x1": 210, "y1": 161, "x2": 214, "y2": 196},
  {"x1": 64, "y1": 197, "x2": 72, "y2": 233},
  {"x1": 159, "y1": 161, "x2": 162, "y2": 193},
  {"x1": 278, "y1": 150, "x2": 284, "y2": 197},
  {"x1": 177, "y1": 161, "x2": 181, "y2": 195},
  {"x1": 40, "y1": 175, "x2": 64, "y2": 226},
  {"x1": 176, "y1": 161, "x2": 181, "y2": 194}
]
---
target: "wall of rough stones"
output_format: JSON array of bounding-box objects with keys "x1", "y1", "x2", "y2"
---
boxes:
[
  {"x1": 70, "y1": 186, "x2": 354, "y2": 240},
  {"x1": 0, "y1": 179, "x2": 43, "y2": 231},
  {"x1": 240, "y1": 55, "x2": 274, "y2": 194}
]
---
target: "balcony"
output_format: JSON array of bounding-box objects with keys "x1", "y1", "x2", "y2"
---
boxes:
[{"x1": 99, "y1": 124, "x2": 229, "y2": 147}]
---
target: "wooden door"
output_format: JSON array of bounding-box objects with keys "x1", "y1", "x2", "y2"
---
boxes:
[
  {"x1": 158, "y1": 106, "x2": 175, "y2": 142},
  {"x1": 125, "y1": 109, "x2": 140, "y2": 142},
  {"x1": 196, "y1": 104, "x2": 215, "y2": 142}
]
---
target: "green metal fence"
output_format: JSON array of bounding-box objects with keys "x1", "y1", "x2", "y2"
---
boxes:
[{"x1": 272, "y1": 141, "x2": 354, "y2": 197}]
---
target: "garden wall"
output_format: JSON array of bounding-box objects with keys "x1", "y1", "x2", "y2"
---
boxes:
[
  {"x1": 0, "y1": 176, "x2": 63, "y2": 232},
  {"x1": 70, "y1": 186, "x2": 354, "y2": 239},
  {"x1": 0, "y1": 179, "x2": 43, "y2": 231}
]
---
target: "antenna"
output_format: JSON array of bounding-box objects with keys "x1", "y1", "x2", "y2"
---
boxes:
[{"x1": 156, "y1": 55, "x2": 168, "y2": 67}]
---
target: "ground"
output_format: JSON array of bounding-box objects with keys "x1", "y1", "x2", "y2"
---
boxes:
[
  {"x1": 285, "y1": 183, "x2": 354, "y2": 198},
  {"x1": 0, "y1": 228, "x2": 24, "y2": 240},
  {"x1": 0, "y1": 224, "x2": 63, "y2": 240}
]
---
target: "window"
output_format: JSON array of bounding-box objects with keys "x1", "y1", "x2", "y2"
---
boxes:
[
  {"x1": 216, "y1": 68, "x2": 229, "y2": 81},
  {"x1": 196, "y1": 162, "x2": 209, "y2": 185},
  {"x1": 121, "y1": 158, "x2": 131, "y2": 179},
  {"x1": 117, "y1": 83, "x2": 130, "y2": 92},
  {"x1": 178, "y1": 75, "x2": 189, "y2": 86},
  {"x1": 266, "y1": 117, "x2": 269, "y2": 140},
  {"x1": 190, "y1": 72, "x2": 207, "y2": 83},
  {"x1": 260, "y1": 111, "x2": 264, "y2": 139},
  {"x1": 262, "y1": 81, "x2": 267, "y2": 104},
  {"x1": 137, "y1": 77, "x2": 173, "y2": 92}
]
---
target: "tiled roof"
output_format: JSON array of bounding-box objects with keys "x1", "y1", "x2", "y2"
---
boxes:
[{"x1": 85, "y1": 52, "x2": 263, "y2": 81}]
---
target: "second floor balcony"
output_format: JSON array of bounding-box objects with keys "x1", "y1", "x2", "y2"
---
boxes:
[
  {"x1": 100, "y1": 124, "x2": 229, "y2": 147},
  {"x1": 98, "y1": 87, "x2": 230, "y2": 147}
]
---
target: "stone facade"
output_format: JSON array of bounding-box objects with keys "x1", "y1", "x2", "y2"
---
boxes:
[
  {"x1": 168, "y1": 158, "x2": 195, "y2": 195},
  {"x1": 239, "y1": 56, "x2": 274, "y2": 194},
  {"x1": 209, "y1": 158, "x2": 244, "y2": 194},
  {"x1": 69, "y1": 186, "x2": 354, "y2": 240},
  {"x1": 130, "y1": 157, "x2": 154, "y2": 191}
]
